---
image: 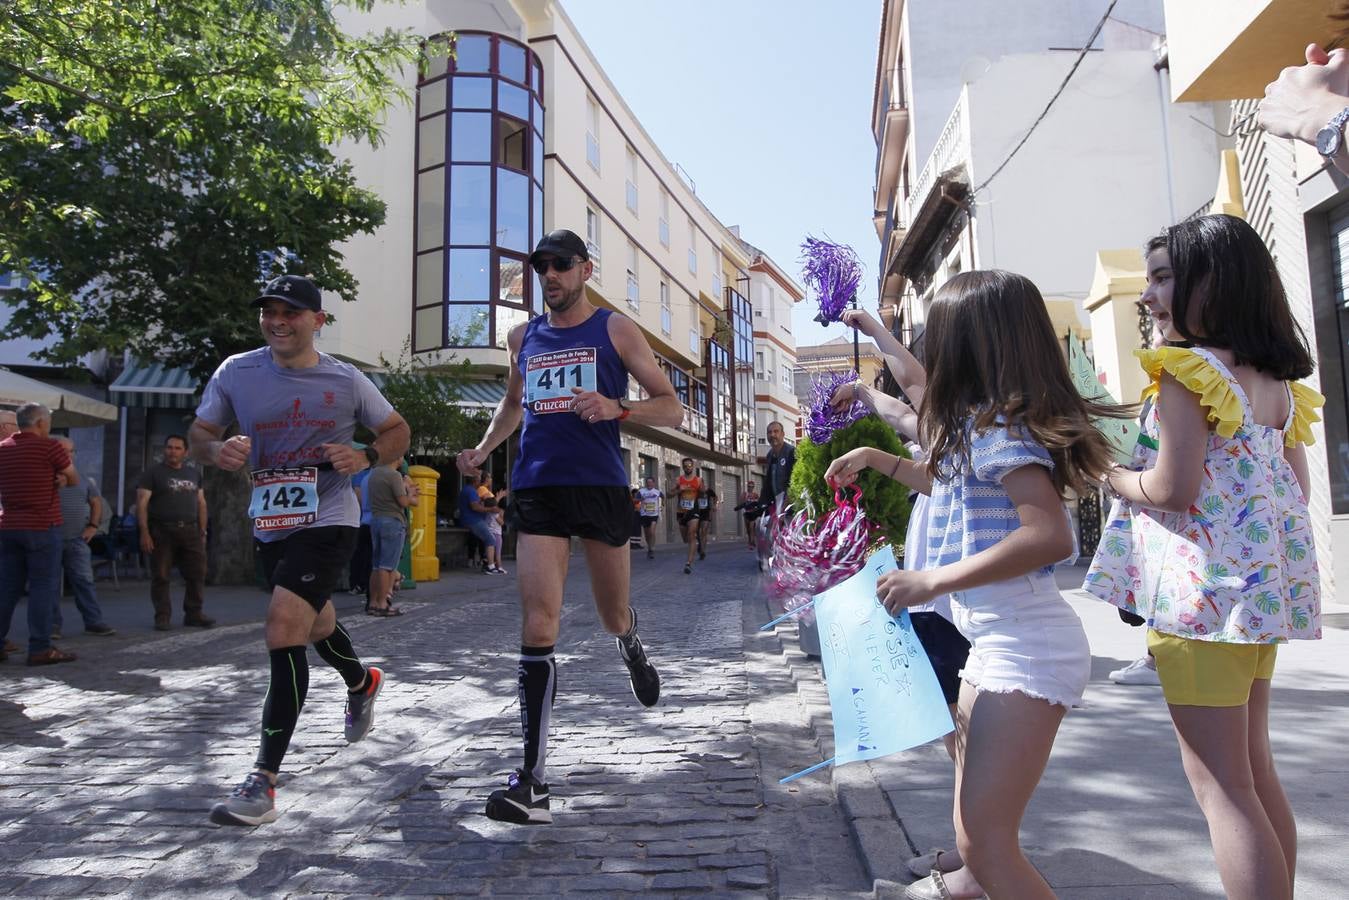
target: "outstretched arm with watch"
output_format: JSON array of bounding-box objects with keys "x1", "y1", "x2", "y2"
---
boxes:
[{"x1": 1258, "y1": 43, "x2": 1349, "y2": 176}]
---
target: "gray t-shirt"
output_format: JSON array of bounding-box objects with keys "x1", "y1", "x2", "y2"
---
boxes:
[
  {"x1": 138, "y1": 463, "x2": 202, "y2": 524},
  {"x1": 195, "y1": 348, "x2": 395, "y2": 541},
  {"x1": 367, "y1": 465, "x2": 407, "y2": 520},
  {"x1": 59, "y1": 473, "x2": 101, "y2": 541}
]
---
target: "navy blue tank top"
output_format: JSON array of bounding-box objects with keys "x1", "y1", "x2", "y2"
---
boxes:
[{"x1": 512, "y1": 307, "x2": 628, "y2": 489}]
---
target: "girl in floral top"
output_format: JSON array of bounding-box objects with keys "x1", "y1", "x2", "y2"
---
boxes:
[
  {"x1": 1086, "y1": 214, "x2": 1322, "y2": 900},
  {"x1": 826, "y1": 271, "x2": 1128, "y2": 900}
]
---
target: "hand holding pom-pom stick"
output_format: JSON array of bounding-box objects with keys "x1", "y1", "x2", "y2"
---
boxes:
[
  {"x1": 806, "y1": 371, "x2": 868, "y2": 445},
  {"x1": 800, "y1": 236, "x2": 863, "y2": 326}
]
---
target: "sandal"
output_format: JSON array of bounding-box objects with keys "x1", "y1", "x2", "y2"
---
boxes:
[
  {"x1": 907, "y1": 849, "x2": 960, "y2": 878},
  {"x1": 366, "y1": 605, "x2": 404, "y2": 617},
  {"x1": 903, "y1": 870, "x2": 986, "y2": 900}
]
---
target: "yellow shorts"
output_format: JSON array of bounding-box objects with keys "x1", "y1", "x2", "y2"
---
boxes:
[{"x1": 1146, "y1": 630, "x2": 1277, "y2": 707}]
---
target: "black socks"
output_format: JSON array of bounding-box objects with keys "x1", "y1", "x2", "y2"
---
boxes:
[
  {"x1": 313, "y1": 620, "x2": 367, "y2": 691},
  {"x1": 519, "y1": 645, "x2": 557, "y2": 785},
  {"x1": 256, "y1": 645, "x2": 308, "y2": 774}
]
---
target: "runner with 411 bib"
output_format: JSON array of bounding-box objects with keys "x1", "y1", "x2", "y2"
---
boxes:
[
  {"x1": 189, "y1": 275, "x2": 410, "y2": 827},
  {"x1": 457, "y1": 229, "x2": 683, "y2": 825}
]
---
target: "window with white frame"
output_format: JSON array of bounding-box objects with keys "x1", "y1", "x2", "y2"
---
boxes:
[
  {"x1": 781, "y1": 364, "x2": 792, "y2": 390},
  {"x1": 765, "y1": 348, "x2": 775, "y2": 385},
  {"x1": 687, "y1": 218, "x2": 697, "y2": 274},
  {"x1": 755, "y1": 350, "x2": 765, "y2": 380},
  {"x1": 625, "y1": 241, "x2": 639, "y2": 309},
  {"x1": 625, "y1": 146, "x2": 638, "y2": 215},
  {"x1": 658, "y1": 189, "x2": 670, "y2": 248},
  {"x1": 689, "y1": 302, "x2": 701, "y2": 355},
  {"x1": 660, "y1": 280, "x2": 671, "y2": 335},
  {"x1": 712, "y1": 269, "x2": 722, "y2": 302},
  {"x1": 585, "y1": 95, "x2": 601, "y2": 172},
  {"x1": 586, "y1": 207, "x2": 602, "y2": 284}
]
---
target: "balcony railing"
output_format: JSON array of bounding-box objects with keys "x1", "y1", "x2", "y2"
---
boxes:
[
  {"x1": 907, "y1": 91, "x2": 968, "y2": 225},
  {"x1": 874, "y1": 67, "x2": 907, "y2": 140}
]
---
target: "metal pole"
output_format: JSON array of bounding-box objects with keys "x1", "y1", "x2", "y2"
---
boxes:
[{"x1": 851, "y1": 297, "x2": 860, "y2": 373}]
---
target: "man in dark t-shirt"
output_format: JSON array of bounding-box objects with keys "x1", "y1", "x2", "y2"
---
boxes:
[
  {"x1": 136, "y1": 434, "x2": 212, "y2": 630},
  {"x1": 0, "y1": 402, "x2": 79, "y2": 665}
]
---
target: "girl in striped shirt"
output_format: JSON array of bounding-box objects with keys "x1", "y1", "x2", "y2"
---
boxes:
[{"x1": 826, "y1": 270, "x2": 1129, "y2": 900}]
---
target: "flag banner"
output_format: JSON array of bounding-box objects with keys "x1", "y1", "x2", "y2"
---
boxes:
[
  {"x1": 1068, "y1": 333, "x2": 1139, "y2": 466},
  {"x1": 781, "y1": 546, "x2": 953, "y2": 783}
]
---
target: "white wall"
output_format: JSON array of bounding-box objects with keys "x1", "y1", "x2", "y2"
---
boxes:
[
  {"x1": 905, "y1": 0, "x2": 1165, "y2": 167},
  {"x1": 964, "y1": 50, "x2": 1225, "y2": 299}
]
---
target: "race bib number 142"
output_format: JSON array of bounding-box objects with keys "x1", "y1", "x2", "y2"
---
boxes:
[
  {"x1": 525, "y1": 348, "x2": 598, "y2": 414},
  {"x1": 249, "y1": 467, "x2": 319, "y2": 532}
]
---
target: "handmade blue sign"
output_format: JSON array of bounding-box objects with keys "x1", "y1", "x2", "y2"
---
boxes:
[{"x1": 780, "y1": 546, "x2": 954, "y2": 783}]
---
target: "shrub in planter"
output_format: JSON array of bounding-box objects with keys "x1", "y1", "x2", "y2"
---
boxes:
[{"x1": 786, "y1": 415, "x2": 912, "y2": 548}]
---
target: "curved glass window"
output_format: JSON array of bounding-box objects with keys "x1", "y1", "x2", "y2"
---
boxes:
[
  {"x1": 414, "y1": 32, "x2": 545, "y2": 351},
  {"x1": 449, "y1": 166, "x2": 490, "y2": 245},
  {"x1": 455, "y1": 35, "x2": 491, "y2": 73},
  {"x1": 450, "y1": 112, "x2": 491, "y2": 162},
  {"x1": 452, "y1": 76, "x2": 491, "y2": 110}
]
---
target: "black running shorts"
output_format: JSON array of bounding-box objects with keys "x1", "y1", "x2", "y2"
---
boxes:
[
  {"x1": 256, "y1": 525, "x2": 358, "y2": 611},
  {"x1": 909, "y1": 611, "x2": 972, "y2": 705},
  {"x1": 512, "y1": 486, "x2": 632, "y2": 547}
]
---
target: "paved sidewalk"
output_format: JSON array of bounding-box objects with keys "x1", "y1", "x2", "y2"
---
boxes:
[
  {"x1": 767, "y1": 563, "x2": 1349, "y2": 899},
  {"x1": 0, "y1": 542, "x2": 872, "y2": 898}
]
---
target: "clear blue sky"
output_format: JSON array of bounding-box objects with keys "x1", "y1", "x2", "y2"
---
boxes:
[{"x1": 560, "y1": 0, "x2": 882, "y2": 348}]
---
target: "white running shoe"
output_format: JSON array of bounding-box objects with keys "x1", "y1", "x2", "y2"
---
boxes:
[{"x1": 1109, "y1": 656, "x2": 1160, "y2": 685}]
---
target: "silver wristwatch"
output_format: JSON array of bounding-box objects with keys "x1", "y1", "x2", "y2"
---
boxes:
[{"x1": 1316, "y1": 107, "x2": 1349, "y2": 158}]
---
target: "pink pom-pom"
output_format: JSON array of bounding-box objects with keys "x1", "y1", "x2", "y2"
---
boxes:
[{"x1": 767, "y1": 486, "x2": 877, "y2": 623}]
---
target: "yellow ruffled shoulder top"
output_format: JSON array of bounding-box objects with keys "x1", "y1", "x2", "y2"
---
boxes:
[{"x1": 1135, "y1": 347, "x2": 1323, "y2": 448}]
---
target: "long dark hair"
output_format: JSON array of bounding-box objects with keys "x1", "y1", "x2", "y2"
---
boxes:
[
  {"x1": 920, "y1": 270, "x2": 1131, "y2": 496},
  {"x1": 1159, "y1": 214, "x2": 1313, "y2": 380}
]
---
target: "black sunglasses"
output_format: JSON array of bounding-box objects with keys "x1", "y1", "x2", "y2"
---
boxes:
[{"x1": 530, "y1": 256, "x2": 582, "y2": 275}]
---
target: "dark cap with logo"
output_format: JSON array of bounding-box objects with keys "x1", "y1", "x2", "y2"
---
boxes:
[
  {"x1": 251, "y1": 275, "x2": 322, "y2": 311},
  {"x1": 528, "y1": 229, "x2": 589, "y2": 266}
]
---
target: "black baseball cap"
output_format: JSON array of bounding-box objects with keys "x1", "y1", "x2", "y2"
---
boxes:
[
  {"x1": 529, "y1": 229, "x2": 589, "y2": 266},
  {"x1": 251, "y1": 275, "x2": 322, "y2": 311}
]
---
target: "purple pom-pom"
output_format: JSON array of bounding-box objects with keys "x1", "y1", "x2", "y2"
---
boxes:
[
  {"x1": 805, "y1": 370, "x2": 867, "y2": 445},
  {"x1": 800, "y1": 236, "x2": 862, "y2": 325},
  {"x1": 767, "y1": 486, "x2": 877, "y2": 623}
]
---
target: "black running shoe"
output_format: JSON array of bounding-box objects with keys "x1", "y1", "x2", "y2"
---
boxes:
[
  {"x1": 485, "y1": 769, "x2": 551, "y2": 825},
  {"x1": 617, "y1": 610, "x2": 660, "y2": 707}
]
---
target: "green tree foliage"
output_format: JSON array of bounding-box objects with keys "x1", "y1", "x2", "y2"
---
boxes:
[
  {"x1": 787, "y1": 416, "x2": 912, "y2": 548},
  {"x1": 0, "y1": 0, "x2": 428, "y2": 383},
  {"x1": 375, "y1": 338, "x2": 492, "y2": 465}
]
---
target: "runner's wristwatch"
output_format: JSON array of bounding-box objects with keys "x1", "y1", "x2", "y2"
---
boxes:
[
  {"x1": 363, "y1": 445, "x2": 380, "y2": 468},
  {"x1": 616, "y1": 397, "x2": 631, "y2": 421}
]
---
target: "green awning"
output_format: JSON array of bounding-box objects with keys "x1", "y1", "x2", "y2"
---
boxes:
[
  {"x1": 108, "y1": 361, "x2": 198, "y2": 409},
  {"x1": 364, "y1": 373, "x2": 505, "y2": 409}
]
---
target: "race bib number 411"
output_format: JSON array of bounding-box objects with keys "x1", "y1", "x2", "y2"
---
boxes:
[
  {"x1": 249, "y1": 467, "x2": 319, "y2": 532},
  {"x1": 525, "y1": 348, "x2": 598, "y2": 414}
]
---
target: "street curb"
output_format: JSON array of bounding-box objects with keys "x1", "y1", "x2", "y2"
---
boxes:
[{"x1": 759, "y1": 600, "x2": 919, "y2": 897}]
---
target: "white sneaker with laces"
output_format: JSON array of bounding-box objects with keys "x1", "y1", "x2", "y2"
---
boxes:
[{"x1": 1109, "y1": 656, "x2": 1160, "y2": 685}]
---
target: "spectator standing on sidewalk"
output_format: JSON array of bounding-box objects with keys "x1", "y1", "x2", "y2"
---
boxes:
[
  {"x1": 52, "y1": 437, "x2": 115, "y2": 638},
  {"x1": 347, "y1": 466, "x2": 374, "y2": 598},
  {"x1": 0, "y1": 402, "x2": 80, "y2": 665},
  {"x1": 366, "y1": 457, "x2": 416, "y2": 615},
  {"x1": 136, "y1": 435, "x2": 215, "y2": 630}
]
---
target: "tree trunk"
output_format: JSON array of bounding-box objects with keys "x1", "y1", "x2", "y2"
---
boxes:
[{"x1": 203, "y1": 465, "x2": 255, "y2": 586}]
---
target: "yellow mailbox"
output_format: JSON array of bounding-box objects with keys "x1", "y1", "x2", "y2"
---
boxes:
[{"x1": 407, "y1": 465, "x2": 441, "y2": 582}]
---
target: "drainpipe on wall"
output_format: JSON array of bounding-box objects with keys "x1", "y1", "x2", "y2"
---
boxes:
[{"x1": 1154, "y1": 43, "x2": 1178, "y2": 225}]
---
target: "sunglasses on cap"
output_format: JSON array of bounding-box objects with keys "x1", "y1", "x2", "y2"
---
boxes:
[{"x1": 530, "y1": 256, "x2": 583, "y2": 275}]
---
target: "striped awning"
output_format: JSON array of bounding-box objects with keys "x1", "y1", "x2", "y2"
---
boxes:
[
  {"x1": 363, "y1": 373, "x2": 505, "y2": 409},
  {"x1": 108, "y1": 361, "x2": 199, "y2": 409}
]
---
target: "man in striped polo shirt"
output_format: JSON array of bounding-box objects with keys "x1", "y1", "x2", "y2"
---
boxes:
[{"x1": 0, "y1": 402, "x2": 81, "y2": 665}]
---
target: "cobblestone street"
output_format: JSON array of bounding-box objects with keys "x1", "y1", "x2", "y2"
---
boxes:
[{"x1": 0, "y1": 542, "x2": 871, "y2": 898}]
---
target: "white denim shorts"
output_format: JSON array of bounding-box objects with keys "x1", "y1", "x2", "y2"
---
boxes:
[{"x1": 948, "y1": 570, "x2": 1091, "y2": 709}]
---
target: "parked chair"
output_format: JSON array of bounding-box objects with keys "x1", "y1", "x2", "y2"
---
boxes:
[{"x1": 89, "y1": 532, "x2": 120, "y2": 588}]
